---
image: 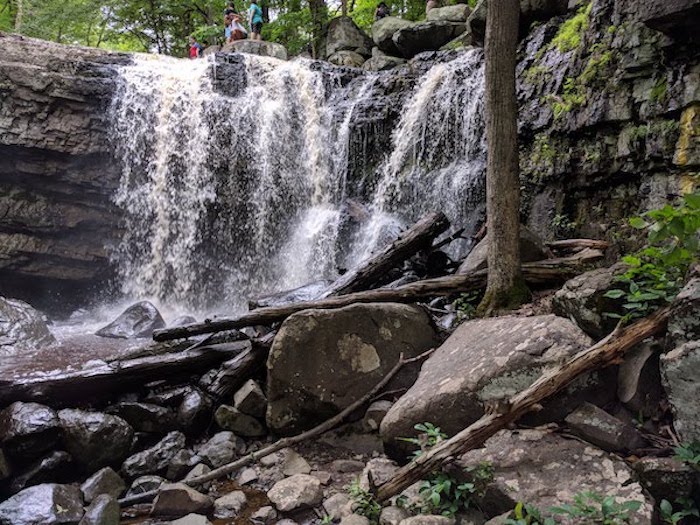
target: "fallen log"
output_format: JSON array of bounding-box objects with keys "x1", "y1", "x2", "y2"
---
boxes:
[
  {"x1": 119, "y1": 347, "x2": 437, "y2": 507},
  {"x1": 321, "y1": 211, "x2": 450, "y2": 298},
  {"x1": 0, "y1": 341, "x2": 251, "y2": 406},
  {"x1": 153, "y1": 250, "x2": 603, "y2": 342},
  {"x1": 372, "y1": 307, "x2": 671, "y2": 502},
  {"x1": 546, "y1": 239, "x2": 610, "y2": 253}
]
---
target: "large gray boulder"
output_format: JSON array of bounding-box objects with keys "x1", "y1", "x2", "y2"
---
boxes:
[
  {"x1": 266, "y1": 303, "x2": 439, "y2": 435},
  {"x1": 221, "y1": 40, "x2": 288, "y2": 60},
  {"x1": 0, "y1": 297, "x2": 56, "y2": 353},
  {"x1": 0, "y1": 402, "x2": 61, "y2": 461},
  {"x1": 322, "y1": 16, "x2": 373, "y2": 58},
  {"x1": 267, "y1": 474, "x2": 323, "y2": 512},
  {"x1": 95, "y1": 301, "x2": 165, "y2": 339},
  {"x1": 427, "y1": 4, "x2": 471, "y2": 22},
  {"x1": 392, "y1": 21, "x2": 466, "y2": 59},
  {"x1": 458, "y1": 429, "x2": 653, "y2": 523},
  {"x1": 661, "y1": 341, "x2": 700, "y2": 443},
  {"x1": 372, "y1": 17, "x2": 416, "y2": 56},
  {"x1": 0, "y1": 483, "x2": 84, "y2": 525},
  {"x1": 381, "y1": 315, "x2": 614, "y2": 454},
  {"x1": 58, "y1": 409, "x2": 134, "y2": 472},
  {"x1": 362, "y1": 54, "x2": 406, "y2": 72}
]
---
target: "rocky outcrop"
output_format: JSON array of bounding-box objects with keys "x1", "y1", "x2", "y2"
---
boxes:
[
  {"x1": 221, "y1": 40, "x2": 288, "y2": 60},
  {"x1": 0, "y1": 33, "x2": 129, "y2": 314},
  {"x1": 393, "y1": 21, "x2": 466, "y2": 59},
  {"x1": 372, "y1": 17, "x2": 416, "y2": 56},
  {"x1": 266, "y1": 303, "x2": 439, "y2": 435},
  {"x1": 321, "y1": 16, "x2": 373, "y2": 59}
]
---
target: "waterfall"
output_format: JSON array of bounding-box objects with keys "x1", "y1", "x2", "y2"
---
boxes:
[{"x1": 109, "y1": 49, "x2": 485, "y2": 313}]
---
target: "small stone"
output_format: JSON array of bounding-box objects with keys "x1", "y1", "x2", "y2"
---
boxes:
[
  {"x1": 215, "y1": 405, "x2": 266, "y2": 437},
  {"x1": 178, "y1": 390, "x2": 212, "y2": 433},
  {"x1": 380, "y1": 506, "x2": 410, "y2": 525},
  {"x1": 565, "y1": 402, "x2": 647, "y2": 452},
  {"x1": 360, "y1": 458, "x2": 399, "y2": 490},
  {"x1": 122, "y1": 431, "x2": 186, "y2": 479},
  {"x1": 81, "y1": 467, "x2": 126, "y2": 503},
  {"x1": 323, "y1": 493, "x2": 353, "y2": 520},
  {"x1": 399, "y1": 516, "x2": 455, "y2": 525},
  {"x1": 166, "y1": 449, "x2": 198, "y2": 480},
  {"x1": 106, "y1": 402, "x2": 176, "y2": 434},
  {"x1": 79, "y1": 494, "x2": 120, "y2": 525},
  {"x1": 197, "y1": 432, "x2": 245, "y2": 468},
  {"x1": 311, "y1": 470, "x2": 333, "y2": 485},
  {"x1": 151, "y1": 483, "x2": 213, "y2": 517},
  {"x1": 330, "y1": 459, "x2": 365, "y2": 473},
  {"x1": 340, "y1": 516, "x2": 371, "y2": 525},
  {"x1": 0, "y1": 483, "x2": 84, "y2": 525},
  {"x1": 126, "y1": 475, "x2": 166, "y2": 498},
  {"x1": 282, "y1": 449, "x2": 312, "y2": 476},
  {"x1": 213, "y1": 490, "x2": 247, "y2": 519},
  {"x1": 0, "y1": 402, "x2": 61, "y2": 461},
  {"x1": 250, "y1": 505, "x2": 277, "y2": 523},
  {"x1": 260, "y1": 449, "x2": 286, "y2": 466},
  {"x1": 233, "y1": 379, "x2": 267, "y2": 418},
  {"x1": 170, "y1": 513, "x2": 213, "y2": 525},
  {"x1": 276, "y1": 520, "x2": 299, "y2": 525},
  {"x1": 267, "y1": 474, "x2": 323, "y2": 512},
  {"x1": 237, "y1": 466, "x2": 259, "y2": 485},
  {"x1": 184, "y1": 463, "x2": 212, "y2": 490},
  {"x1": 363, "y1": 401, "x2": 393, "y2": 432}
]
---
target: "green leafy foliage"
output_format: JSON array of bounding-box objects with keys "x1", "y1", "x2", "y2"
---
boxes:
[
  {"x1": 660, "y1": 498, "x2": 700, "y2": 525},
  {"x1": 504, "y1": 502, "x2": 556, "y2": 525},
  {"x1": 604, "y1": 191, "x2": 700, "y2": 322},
  {"x1": 675, "y1": 441, "x2": 700, "y2": 468},
  {"x1": 347, "y1": 479, "x2": 382, "y2": 524},
  {"x1": 399, "y1": 422, "x2": 447, "y2": 459},
  {"x1": 453, "y1": 291, "x2": 481, "y2": 321},
  {"x1": 549, "y1": 2, "x2": 591, "y2": 53},
  {"x1": 550, "y1": 491, "x2": 642, "y2": 525}
]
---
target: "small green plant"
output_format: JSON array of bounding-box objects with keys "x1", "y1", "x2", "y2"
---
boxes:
[
  {"x1": 454, "y1": 291, "x2": 481, "y2": 320},
  {"x1": 551, "y1": 213, "x2": 576, "y2": 237},
  {"x1": 675, "y1": 441, "x2": 700, "y2": 468},
  {"x1": 550, "y1": 3, "x2": 592, "y2": 52},
  {"x1": 604, "y1": 191, "x2": 700, "y2": 322},
  {"x1": 320, "y1": 514, "x2": 334, "y2": 525},
  {"x1": 660, "y1": 497, "x2": 700, "y2": 524},
  {"x1": 551, "y1": 491, "x2": 642, "y2": 524},
  {"x1": 504, "y1": 502, "x2": 556, "y2": 525},
  {"x1": 347, "y1": 479, "x2": 381, "y2": 524},
  {"x1": 399, "y1": 422, "x2": 447, "y2": 459}
]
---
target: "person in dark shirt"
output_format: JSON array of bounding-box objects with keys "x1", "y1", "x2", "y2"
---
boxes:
[{"x1": 375, "y1": 2, "x2": 390, "y2": 20}]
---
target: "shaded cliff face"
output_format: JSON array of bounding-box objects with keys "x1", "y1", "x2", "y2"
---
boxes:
[{"x1": 0, "y1": 33, "x2": 131, "y2": 313}]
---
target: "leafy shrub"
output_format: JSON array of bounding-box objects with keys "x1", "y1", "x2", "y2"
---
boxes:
[
  {"x1": 504, "y1": 502, "x2": 556, "y2": 525},
  {"x1": 551, "y1": 491, "x2": 642, "y2": 524},
  {"x1": 348, "y1": 479, "x2": 382, "y2": 524},
  {"x1": 399, "y1": 422, "x2": 447, "y2": 459},
  {"x1": 675, "y1": 441, "x2": 700, "y2": 468},
  {"x1": 660, "y1": 498, "x2": 700, "y2": 525}
]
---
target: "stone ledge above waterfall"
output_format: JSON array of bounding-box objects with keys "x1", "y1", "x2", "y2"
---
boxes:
[{"x1": 220, "y1": 40, "x2": 288, "y2": 61}]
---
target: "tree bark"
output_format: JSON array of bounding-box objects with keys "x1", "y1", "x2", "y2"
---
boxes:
[
  {"x1": 478, "y1": 0, "x2": 528, "y2": 315},
  {"x1": 308, "y1": 0, "x2": 328, "y2": 58},
  {"x1": 13, "y1": 0, "x2": 22, "y2": 32},
  {"x1": 373, "y1": 307, "x2": 671, "y2": 501},
  {"x1": 321, "y1": 212, "x2": 450, "y2": 298},
  {"x1": 153, "y1": 250, "x2": 603, "y2": 342}
]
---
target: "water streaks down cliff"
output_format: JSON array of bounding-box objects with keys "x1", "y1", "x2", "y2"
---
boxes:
[{"x1": 109, "y1": 50, "x2": 486, "y2": 312}]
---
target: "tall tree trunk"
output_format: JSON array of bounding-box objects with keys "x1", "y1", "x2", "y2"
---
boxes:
[
  {"x1": 308, "y1": 0, "x2": 327, "y2": 58},
  {"x1": 341, "y1": 0, "x2": 347, "y2": 17},
  {"x1": 14, "y1": 0, "x2": 23, "y2": 32},
  {"x1": 477, "y1": 0, "x2": 530, "y2": 316}
]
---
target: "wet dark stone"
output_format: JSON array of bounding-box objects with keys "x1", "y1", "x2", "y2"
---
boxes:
[
  {"x1": 95, "y1": 301, "x2": 165, "y2": 339},
  {"x1": 9, "y1": 451, "x2": 74, "y2": 494},
  {"x1": 121, "y1": 431, "x2": 186, "y2": 480},
  {"x1": 0, "y1": 483, "x2": 84, "y2": 525},
  {"x1": 177, "y1": 389, "x2": 213, "y2": 434},
  {"x1": 0, "y1": 402, "x2": 61, "y2": 462},
  {"x1": 106, "y1": 402, "x2": 176, "y2": 434}
]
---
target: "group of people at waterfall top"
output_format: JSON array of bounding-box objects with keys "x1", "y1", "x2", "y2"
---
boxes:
[{"x1": 189, "y1": 1, "x2": 264, "y2": 58}]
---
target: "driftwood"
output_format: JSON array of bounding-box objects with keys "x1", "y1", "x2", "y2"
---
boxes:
[
  {"x1": 546, "y1": 239, "x2": 610, "y2": 253},
  {"x1": 372, "y1": 307, "x2": 671, "y2": 501},
  {"x1": 119, "y1": 348, "x2": 437, "y2": 507},
  {"x1": 153, "y1": 249, "x2": 603, "y2": 342},
  {"x1": 0, "y1": 341, "x2": 251, "y2": 406},
  {"x1": 321, "y1": 211, "x2": 450, "y2": 298}
]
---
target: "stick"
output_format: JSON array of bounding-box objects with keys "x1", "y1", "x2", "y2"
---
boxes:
[
  {"x1": 546, "y1": 239, "x2": 610, "y2": 252},
  {"x1": 154, "y1": 250, "x2": 603, "y2": 342},
  {"x1": 118, "y1": 348, "x2": 437, "y2": 507},
  {"x1": 372, "y1": 307, "x2": 671, "y2": 501}
]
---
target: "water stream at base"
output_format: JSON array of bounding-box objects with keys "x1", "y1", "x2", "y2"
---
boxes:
[{"x1": 109, "y1": 49, "x2": 486, "y2": 316}]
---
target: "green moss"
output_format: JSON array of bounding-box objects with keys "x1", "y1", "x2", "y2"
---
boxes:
[
  {"x1": 477, "y1": 278, "x2": 531, "y2": 316},
  {"x1": 550, "y1": 3, "x2": 592, "y2": 53},
  {"x1": 524, "y1": 65, "x2": 551, "y2": 86},
  {"x1": 649, "y1": 78, "x2": 668, "y2": 103}
]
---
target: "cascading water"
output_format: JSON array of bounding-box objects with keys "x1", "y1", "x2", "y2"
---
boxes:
[{"x1": 109, "y1": 48, "x2": 486, "y2": 314}]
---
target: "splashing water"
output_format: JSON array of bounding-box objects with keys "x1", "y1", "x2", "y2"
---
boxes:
[{"x1": 109, "y1": 49, "x2": 486, "y2": 314}]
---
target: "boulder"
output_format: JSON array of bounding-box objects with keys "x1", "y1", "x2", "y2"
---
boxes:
[
  {"x1": 267, "y1": 303, "x2": 439, "y2": 435},
  {"x1": 185, "y1": 464, "x2": 212, "y2": 490},
  {"x1": 660, "y1": 341, "x2": 700, "y2": 442},
  {"x1": 267, "y1": 474, "x2": 323, "y2": 512},
  {"x1": 458, "y1": 429, "x2": 653, "y2": 522},
  {"x1": 58, "y1": 409, "x2": 134, "y2": 472},
  {"x1": 633, "y1": 456, "x2": 696, "y2": 503},
  {"x1": 151, "y1": 483, "x2": 213, "y2": 517},
  {"x1": 372, "y1": 17, "x2": 416, "y2": 56},
  {"x1": 95, "y1": 301, "x2": 165, "y2": 339},
  {"x1": 323, "y1": 493, "x2": 353, "y2": 520},
  {"x1": 630, "y1": 0, "x2": 700, "y2": 41},
  {"x1": 281, "y1": 449, "x2": 312, "y2": 476},
  {"x1": 0, "y1": 402, "x2": 61, "y2": 461},
  {"x1": 221, "y1": 40, "x2": 288, "y2": 60},
  {"x1": 380, "y1": 507, "x2": 410, "y2": 525},
  {"x1": 250, "y1": 281, "x2": 331, "y2": 309},
  {"x1": 10, "y1": 450, "x2": 73, "y2": 493},
  {"x1": 359, "y1": 458, "x2": 399, "y2": 491},
  {"x1": 234, "y1": 379, "x2": 267, "y2": 418},
  {"x1": 171, "y1": 515, "x2": 212, "y2": 525},
  {"x1": 399, "y1": 517, "x2": 454, "y2": 525},
  {"x1": 125, "y1": 475, "x2": 166, "y2": 498},
  {"x1": 79, "y1": 494, "x2": 119, "y2": 525},
  {"x1": 0, "y1": 297, "x2": 56, "y2": 352},
  {"x1": 392, "y1": 21, "x2": 466, "y2": 59},
  {"x1": 81, "y1": 467, "x2": 126, "y2": 503},
  {"x1": 177, "y1": 389, "x2": 212, "y2": 433},
  {"x1": 237, "y1": 466, "x2": 258, "y2": 485},
  {"x1": 552, "y1": 264, "x2": 628, "y2": 339},
  {"x1": 0, "y1": 483, "x2": 84, "y2": 525},
  {"x1": 564, "y1": 402, "x2": 646, "y2": 452},
  {"x1": 121, "y1": 431, "x2": 186, "y2": 479},
  {"x1": 250, "y1": 506, "x2": 277, "y2": 523},
  {"x1": 427, "y1": 4, "x2": 470, "y2": 22},
  {"x1": 322, "y1": 16, "x2": 373, "y2": 58},
  {"x1": 667, "y1": 277, "x2": 700, "y2": 346},
  {"x1": 214, "y1": 405, "x2": 266, "y2": 437},
  {"x1": 197, "y1": 431, "x2": 245, "y2": 468},
  {"x1": 362, "y1": 54, "x2": 406, "y2": 72},
  {"x1": 381, "y1": 315, "x2": 614, "y2": 454},
  {"x1": 213, "y1": 490, "x2": 247, "y2": 519},
  {"x1": 106, "y1": 402, "x2": 176, "y2": 434},
  {"x1": 617, "y1": 341, "x2": 664, "y2": 417},
  {"x1": 165, "y1": 449, "x2": 198, "y2": 480},
  {"x1": 329, "y1": 50, "x2": 367, "y2": 68},
  {"x1": 170, "y1": 315, "x2": 197, "y2": 327},
  {"x1": 458, "y1": 227, "x2": 550, "y2": 275}
]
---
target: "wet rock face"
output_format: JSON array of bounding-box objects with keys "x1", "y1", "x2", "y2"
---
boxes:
[
  {"x1": 0, "y1": 297, "x2": 56, "y2": 353},
  {"x1": 221, "y1": 40, "x2": 288, "y2": 60},
  {"x1": 0, "y1": 402, "x2": 61, "y2": 462},
  {"x1": 95, "y1": 301, "x2": 166, "y2": 339},
  {"x1": 121, "y1": 431, "x2": 186, "y2": 479},
  {"x1": 0, "y1": 483, "x2": 85, "y2": 525},
  {"x1": 266, "y1": 303, "x2": 440, "y2": 436},
  {"x1": 0, "y1": 34, "x2": 128, "y2": 313}
]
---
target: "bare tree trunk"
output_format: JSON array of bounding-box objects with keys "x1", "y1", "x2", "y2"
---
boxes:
[
  {"x1": 13, "y1": 0, "x2": 23, "y2": 32},
  {"x1": 341, "y1": 0, "x2": 347, "y2": 17},
  {"x1": 308, "y1": 0, "x2": 327, "y2": 58},
  {"x1": 478, "y1": 0, "x2": 529, "y2": 316}
]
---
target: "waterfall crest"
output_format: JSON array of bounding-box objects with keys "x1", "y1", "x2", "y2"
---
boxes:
[{"x1": 110, "y1": 50, "x2": 486, "y2": 313}]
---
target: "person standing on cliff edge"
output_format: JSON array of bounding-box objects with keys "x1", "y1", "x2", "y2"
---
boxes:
[{"x1": 248, "y1": 0, "x2": 264, "y2": 41}]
